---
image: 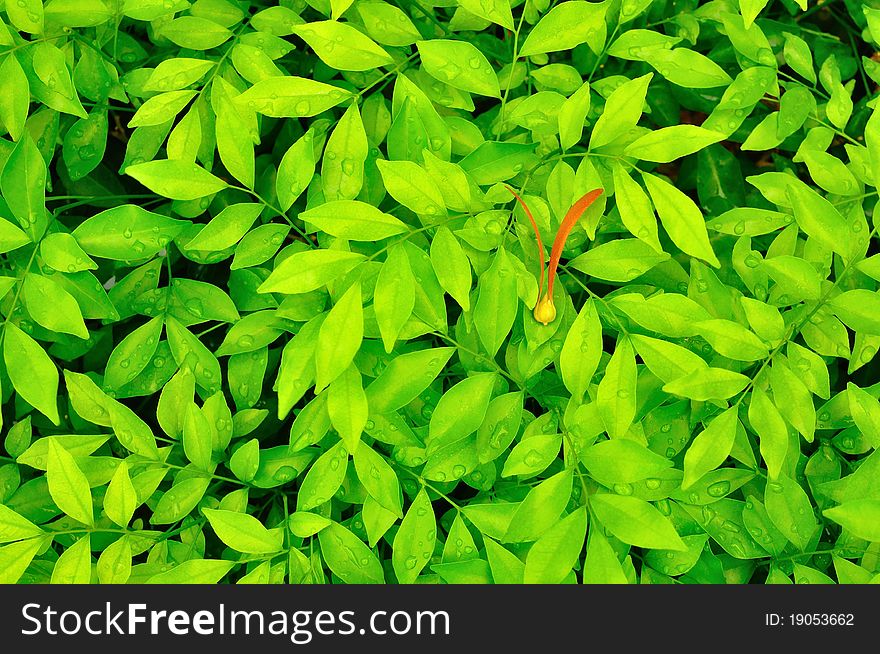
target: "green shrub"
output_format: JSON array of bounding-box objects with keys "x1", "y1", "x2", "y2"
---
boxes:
[{"x1": 1, "y1": 0, "x2": 879, "y2": 585}]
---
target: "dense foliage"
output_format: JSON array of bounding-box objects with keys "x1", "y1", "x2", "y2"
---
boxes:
[{"x1": 1, "y1": 0, "x2": 880, "y2": 585}]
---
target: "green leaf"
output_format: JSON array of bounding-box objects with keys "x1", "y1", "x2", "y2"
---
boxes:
[
  {"x1": 235, "y1": 77, "x2": 353, "y2": 117},
  {"x1": 485, "y1": 538, "x2": 524, "y2": 583},
  {"x1": 504, "y1": 470, "x2": 572, "y2": 543},
  {"x1": 459, "y1": 141, "x2": 539, "y2": 185},
  {"x1": 692, "y1": 318, "x2": 768, "y2": 361},
  {"x1": 3, "y1": 322, "x2": 59, "y2": 424},
  {"x1": 392, "y1": 488, "x2": 435, "y2": 583},
  {"x1": 476, "y1": 391, "x2": 523, "y2": 464},
  {"x1": 596, "y1": 337, "x2": 637, "y2": 439},
  {"x1": 643, "y1": 48, "x2": 733, "y2": 88},
  {"x1": 847, "y1": 383, "x2": 880, "y2": 449},
  {"x1": 289, "y1": 511, "x2": 333, "y2": 539},
  {"x1": 582, "y1": 527, "x2": 628, "y2": 584},
  {"x1": 292, "y1": 21, "x2": 392, "y2": 71},
  {"x1": 569, "y1": 239, "x2": 669, "y2": 282},
  {"x1": 682, "y1": 407, "x2": 739, "y2": 490},
  {"x1": 277, "y1": 130, "x2": 316, "y2": 211},
  {"x1": 473, "y1": 249, "x2": 517, "y2": 356},
  {"x1": 327, "y1": 365, "x2": 368, "y2": 451},
  {"x1": 22, "y1": 273, "x2": 89, "y2": 339},
  {"x1": 104, "y1": 461, "x2": 137, "y2": 527},
  {"x1": 96, "y1": 536, "x2": 132, "y2": 584},
  {"x1": 186, "y1": 203, "x2": 262, "y2": 252},
  {"x1": 787, "y1": 341, "x2": 830, "y2": 399},
  {"x1": 428, "y1": 372, "x2": 496, "y2": 448},
  {"x1": 457, "y1": 0, "x2": 513, "y2": 30},
  {"x1": 520, "y1": 1, "x2": 607, "y2": 57},
  {"x1": 274, "y1": 315, "x2": 321, "y2": 419},
  {"x1": 0, "y1": 539, "x2": 44, "y2": 583},
  {"x1": 17, "y1": 434, "x2": 109, "y2": 470},
  {"x1": 143, "y1": 58, "x2": 214, "y2": 92},
  {"x1": 418, "y1": 40, "x2": 500, "y2": 98},
  {"x1": 160, "y1": 17, "x2": 232, "y2": 50},
  {"x1": 375, "y1": 245, "x2": 416, "y2": 352},
  {"x1": 786, "y1": 184, "x2": 852, "y2": 261},
  {"x1": 105, "y1": 315, "x2": 163, "y2": 389},
  {"x1": 203, "y1": 508, "x2": 284, "y2": 554},
  {"x1": 126, "y1": 160, "x2": 228, "y2": 200},
  {"x1": 315, "y1": 282, "x2": 363, "y2": 391},
  {"x1": 362, "y1": 498, "x2": 397, "y2": 548},
  {"x1": 51, "y1": 534, "x2": 91, "y2": 584},
  {"x1": 590, "y1": 493, "x2": 686, "y2": 551},
  {"x1": 319, "y1": 521, "x2": 384, "y2": 583},
  {"x1": 523, "y1": 508, "x2": 587, "y2": 584},
  {"x1": 632, "y1": 334, "x2": 708, "y2": 384},
  {"x1": 73, "y1": 205, "x2": 189, "y2": 260},
  {"x1": 0, "y1": 503, "x2": 44, "y2": 543},
  {"x1": 644, "y1": 534, "x2": 708, "y2": 577},
  {"x1": 430, "y1": 226, "x2": 472, "y2": 311},
  {"x1": 501, "y1": 433, "x2": 560, "y2": 478},
  {"x1": 559, "y1": 298, "x2": 601, "y2": 401},
  {"x1": 183, "y1": 403, "x2": 213, "y2": 471},
  {"x1": 611, "y1": 162, "x2": 662, "y2": 252},
  {"x1": 749, "y1": 386, "x2": 788, "y2": 480},
  {"x1": 229, "y1": 439, "x2": 260, "y2": 483},
  {"x1": 0, "y1": 54, "x2": 29, "y2": 141},
  {"x1": 354, "y1": 442, "x2": 402, "y2": 517},
  {"x1": 643, "y1": 172, "x2": 720, "y2": 267},
  {"x1": 301, "y1": 201, "x2": 407, "y2": 240},
  {"x1": 830, "y1": 290, "x2": 880, "y2": 334},
  {"x1": 150, "y1": 477, "x2": 210, "y2": 525},
  {"x1": 376, "y1": 159, "x2": 446, "y2": 216},
  {"x1": 769, "y1": 361, "x2": 816, "y2": 442},
  {"x1": 581, "y1": 439, "x2": 672, "y2": 486},
  {"x1": 107, "y1": 399, "x2": 160, "y2": 458},
  {"x1": 765, "y1": 475, "x2": 817, "y2": 551},
  {"x1": 590, "y1": 73, "x2": 652, "y2": 149},
  {"x1": 1, "y1": 134, "x2": 47, "y2": 240},
  {"x1": 47, "y1": 438, "x2": 94, "y2": 526},
  {"x1": 783, "y1": 33, "x2": 815, "y2": 83},
  {"x1": 258, "y1": 250, "x2": 366, "y2": 295},
  {"x1": 0, "y1": 219, "x2": 29, "y2": 254},
  {"x1": 558, "y1": 81, "x2": 591, "y2": 151},
  {"x1": 297, "y1": 441, "x2": 348, "y2": 511},
  {"x1": 128, "y1": 90, "x2": 196, "y2": 128},
  {"x1": 824, "y1": 500, "x2": 880, "y2": 541},
  {"x1": 358, "y1": 2, "x2": 423, "y2": 44},
  {"x1": 762, "y1": 255, "x2": 822, "y2": 301},
  {"x1": 7, "y1": 0, "x2": 43, "y2": 34},
  {"x1": 146, "y1": 559, "x2": 236, "y2": 584},
  {"x1": 322, "y1": 103, "x2": 368, "y2": 202},
  {"x1": 625, "y1": 125, "x2": 725, "y2": 163},
  {"x1": 40, "y1": 232, "x2": 96, "y2": 272},
  {"x1": 366, "y1": 347, "x2": 454, "y2": 414}
]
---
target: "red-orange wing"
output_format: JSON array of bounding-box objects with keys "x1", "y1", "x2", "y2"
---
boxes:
[
  {"x1": 505, "y1": 184, "x2": 545, "y2": 298},
  {"x1": 547, "y1": 189, "x2": 604, "y2": 295}
]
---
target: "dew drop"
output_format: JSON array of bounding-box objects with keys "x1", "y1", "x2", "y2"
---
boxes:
[
  {"x1": 612, "y1": 482, "x2": 633, "y2": 495},
  {"x1": 707, "y1": 480, "x2": 731, "y2": 497}
]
